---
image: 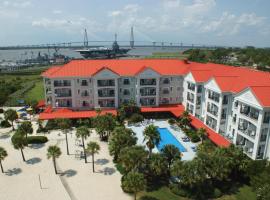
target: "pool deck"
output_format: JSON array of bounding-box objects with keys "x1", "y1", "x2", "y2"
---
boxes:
[{"x1": 127, "y1": 120, "x2": 197, "y2": 161}]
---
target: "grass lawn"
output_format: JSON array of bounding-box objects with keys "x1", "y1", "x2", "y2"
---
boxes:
[
  {"x1": 138, "y1": 186, "x2": 188, "y2": 200},
  {"x1": 137, "y1": 185, "x2": 256, "y2": 200},
  {"x1": 24, "y1": 80, "x2": 44, "y2": 102},
  {"x1": 217, "y1": 185, "x2": 256, "y2": 200}
]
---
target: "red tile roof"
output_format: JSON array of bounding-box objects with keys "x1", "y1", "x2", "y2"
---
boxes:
[
  {"x1": 39, "y1": 108, "x2": 117, "y2": 120},
  {"x1": 189, "y1": 115, "x2": 231, "y2": 147},
  {"x1": 42, "y1": 59, "x2": 270, "y2": 106}
]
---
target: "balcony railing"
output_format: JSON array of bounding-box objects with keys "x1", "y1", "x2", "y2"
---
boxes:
[
  {"x1": 54, "y1": 81, "x2": 71, "y2": 87},
  {"x1": 97, "y1": 80, "x2": 115, "y2": 87},
  {"x1": 140, "y1": 79, "x2": 156, "y2": 86},
  {"x1": 240, "y1": 104, "x2": 259, "y2": 120},
  {"x1": 55, "y1": 92, "x2": 72, "y2": 97}
]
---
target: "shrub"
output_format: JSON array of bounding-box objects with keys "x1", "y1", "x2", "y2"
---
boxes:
[
  {"x1": 0, "y1": 108, "x2": 4, "y2": 113},
  {"x1": 168, "y1": 118, "x2": 176, "y2": 125},
  {"x1": 140, "y1": 196, "x2": 159, "y2": 200},
  {"x1": 212, "y1": 188, "x2": 222, "y2": 198},
  {"x1": 129, "y1": 113, "x2": 144, "y2": 123},
  {"x1": 36, "y1": 127, "x2": 48, "y2": 133},
  {"x1": 0, "y1": 120, "x2": 11, "y2": 128},
  {"x1": 190, "y1": 134, "x2": 200, "y2": 143},
  {"x1": 27, "y1": 136, "x2": 48, "y2": 144},
  {"x1": 169, "y1": 184, "x2": 189, "y2": 197}
]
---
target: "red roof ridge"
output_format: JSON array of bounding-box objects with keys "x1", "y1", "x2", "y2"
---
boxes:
[{"x1": 92, "y1": 66, "x2": 120, "y2": 76}]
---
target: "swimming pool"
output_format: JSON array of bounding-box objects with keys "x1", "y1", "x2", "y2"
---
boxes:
[{"x1": 156, "y1": 128, "x2": 187, "y2": 152}]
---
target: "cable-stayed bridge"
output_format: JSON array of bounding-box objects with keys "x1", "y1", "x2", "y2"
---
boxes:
[{"x1": 0, "y1": 40, "x2": 222, "y2": 50}]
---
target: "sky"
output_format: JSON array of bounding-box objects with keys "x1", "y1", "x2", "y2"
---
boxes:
[{"x1": 0, "y1": 0, "x2": 270, "y2": 47}]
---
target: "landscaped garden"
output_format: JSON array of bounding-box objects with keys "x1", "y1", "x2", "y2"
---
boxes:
[{"x1": 0, "y1": 101, "x2": 270, "y2": 200}]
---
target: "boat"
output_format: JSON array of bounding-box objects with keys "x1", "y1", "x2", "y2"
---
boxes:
[{"x1": 75, "y1": 34, "x2": 131, "y2": 59}]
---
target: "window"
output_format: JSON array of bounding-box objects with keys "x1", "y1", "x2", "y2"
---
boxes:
[
  {"x1": 263, "y1": 112, "x2": 270, "y2": 124},
  {"x1": 123, "y1": 89, "x2": 130, "y2": 96},
  {"x1": 207, "y1": 102, "x2": 219, "y2": 117},
  {"x1": 81, "y1": 80, "x2": 88, "y2": 86},
  {"x1": 197, "y1": 85, "x2": 202, "y2": 93},
  {"x1": 187, "y1": 82, "x2": 195, "y2": 91},
  {"x1": 163, "y1": 78, "x2": 170, "y2": 84},
  {"x1": 123, "y1": 78, "x2": 130, "y2": 85},
  {"x1": 222, "y1": 95, "x2": 228, "y2": 105},
  {"x1": 208, "y1": 90, "x2": 220, "y2": 102}
]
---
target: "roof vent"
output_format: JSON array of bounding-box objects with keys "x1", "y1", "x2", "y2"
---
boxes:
[{"x1": 184, "y1": 58, "x2": 190, "y2": 64}]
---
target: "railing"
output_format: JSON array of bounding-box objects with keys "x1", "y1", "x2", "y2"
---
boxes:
[
  {"x1": 97, "y1": 80, "x2": 115, "y2": 87},
  {"x1": 140, "y1": 79, "x2": 156, "y2": 86}
]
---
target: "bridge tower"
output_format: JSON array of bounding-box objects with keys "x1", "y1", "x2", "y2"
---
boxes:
[
  {"x1": 84, "y1": 28, "x2": 88, "y2": 47},
  {"x1": 130, "y1": 26, "x2": 134, "y2": 48}
]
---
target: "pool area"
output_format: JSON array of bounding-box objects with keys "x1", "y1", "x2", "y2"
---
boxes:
[
  {"x1": 156, "y1": 128, "x2": 187, "y2": 152},
  {"x1": 127, "y1": 120, "x2": 197, "y2": 161}
]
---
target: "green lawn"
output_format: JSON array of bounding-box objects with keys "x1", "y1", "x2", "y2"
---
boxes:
[
  {"x1": 24, "y1": 80, "x2": 44, "y2": 102},
  {"x1": 138, "y1": 186, "x2": 188, "y2": 200},
  {"x1": 137, "y1": 185, "x2": 256, "y2": 200}
]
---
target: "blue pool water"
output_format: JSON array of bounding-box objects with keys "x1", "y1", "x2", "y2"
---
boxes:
[{"x1": 156, "y1": 128, "x2": 187, "y2": 152}]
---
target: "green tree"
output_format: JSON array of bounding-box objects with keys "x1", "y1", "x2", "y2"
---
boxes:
[
  {"x1": 148, "y1": 153, "x2": 168, "y2": 177},
  {"x1": 119, "y1": 146, "x2": 148, "y2": 173},
  {"x1": 94, "y1": 113, "x2": 116, "y2": 141},
  {"x1": 11, "y1": 132, "x2": 28, "y2": 162},
  {"x1": 161, "y1": 144, "x2": 181, "y2": 171},
  {"x1": 197, "y1": 128, "x2": 207, "y2": 143},
  {"x1": 118, "y1": 100, "x2": 140, "y2": 122},
  {"x1": 76, "y1": 126, "x2": 91, "y2": 163},
  {"x1": 56, "y1": 118, "x2": 72, "y2": 155},
  {"x1": 4, "y1": 109, "x2": 18, "y2": 131},
  {"x1": 47, "y1": 145, "x2": 62, "y2": 174},
  {"x1": 143, "y1": 125, "x2": 160, "y2": 157},
  {"x1": 108, "y1": 127, "x2": 137, "y2": 162},
  {"x1": 178, "y1": 111, "x2": 191, "y2": 130},
  {"x1": 86, "y1": 142, "x2": 100, "y2": 172},
  {"x1": 0, "y1": 146, "x2": 8, "y2": 173},
  {"x1": 122, "y1": 172, "x2": 146, "y2": 200},
  {"x1": 18, "y1": 121, "x2": 33, "y2": 139}
]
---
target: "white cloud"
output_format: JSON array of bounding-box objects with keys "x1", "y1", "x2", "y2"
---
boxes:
[
  {"x1": 53, "y1": 10, "x2": 63, "y2": 14},
  {"x1": 202, "y1": 12, "x2": 265, "y2": 36},
  {"x1": 1, "y1": 0, "x2": 32, "y2": 8}
]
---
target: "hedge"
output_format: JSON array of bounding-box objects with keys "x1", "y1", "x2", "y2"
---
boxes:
[
  {"x1": 0, "y1": 120, "x2": 11, "y2": 128},
  {"x1": 27, "y1": 136, "x2": 48, "y2": 144}
]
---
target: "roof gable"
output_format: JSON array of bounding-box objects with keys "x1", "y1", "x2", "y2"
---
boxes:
[
  {"x1": 235, "y1": 88, "x2": 262, "y2": 108},
  {"x1": 136, "y1": 66, "x2": 160, "y2": 77},
  {"x1": 204, "y1": 78, "x2": 221, "y2": 93},
  {"x1": 184, "y1": 72, "x2": 196, "y2": 83},
  {"x1": 92, "y1": 67, "x2": 119, "y2": 79}
]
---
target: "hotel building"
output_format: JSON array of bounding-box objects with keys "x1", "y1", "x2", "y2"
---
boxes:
[{"x1": 42, "y1": 59, "x2": 270, "y2": 160}]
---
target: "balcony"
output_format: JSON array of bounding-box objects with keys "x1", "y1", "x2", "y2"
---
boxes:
[
  {"x1": 162, "y1": 89, "x2": 169, "y2": 95},
  {"x1": 140, "y1": 98, "x2": 156, "y2": 106},
  {"x1": 81, "y1": 91, "x2": 89, "y2": 97},
  {"x1": 54, "y1": 80, "x2": 71, "y2": 87},
  {"x1": 206, "y1": 115, "x2": 217, "y2": 130},
  {"x1": 98, "y1": 89, "x2": 115, "y2": 97},
  {"x1": 140, "y1": 79, "x2": 156, "y2": 86},
  {"x1": 98, "y1": 99, "x2": 115, "y2": 107},
  {"x1": 208, "y1": 91, "x2": 220, "y2": 103},
  {"x1": 240, "y1": 104, "x2": 259, "y2": 120},
  {"x1": 187, "y1": 92, "x2": 194, "y2": 103},
  {"x1": 97, "y1": 80, "x2": 115, "y2": 87},
  {"x1": 187, "y1": 82, "x2": 195, "y2": 91},
  {"x1": 140, "y1": 88, "x2": 156, "y2": 96},
  {"x1": 238, "y1": 119, "x2": 257, "y2": 139},
  {"x1": 55, "y1": 99, "x2": 72, "y2": 107}
]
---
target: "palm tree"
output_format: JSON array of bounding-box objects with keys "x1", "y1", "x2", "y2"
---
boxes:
[
  {"x1": 121, "y1": 172, "x2": 146, "y2": 200},
  {"x1": 118, "y1": 146, "x2": 148, "y2": 173},
  {"x1": 0, "y1": 147, "x2": 8, "y2": 173},
  {"x1": 161, "y1": 144, "x2": 181, "y2": 172},
  {"x1": 143, "y1": 125, "x2": 160, "y2": 157},
  {"x1": 76, "y1": 126, "x2": 91, "y2": 163},
  {"x1": 149, "y1": 153, "x2": 168, "y2": 176},
  {"x1": 56, "y1": 118, "x2": 71, "y2": 155},
  {"x1": 108, "y1": 127, "x2": 137, "y2": 162},
  {"x1": 86, "y1": 142, "x2": 100, "y2": 172},
  {"x1": 4, "y1": 109, "x2": 18, "y2": 131},
  {"x1": 178, "y1": 111, "x2": 191, "y2": 130},
  {"x1": 47, "y1": 145, "x2": 62, "y2": 174},
  {"x1": 11, "y1": 132, "x2": 28, "y2": 162},
  {"x1": 197, "y1": 128, "x2": 207, "y2": 143},
  {"x1": 18, "y1": 121, "x2": 33, "y2": 139}
]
